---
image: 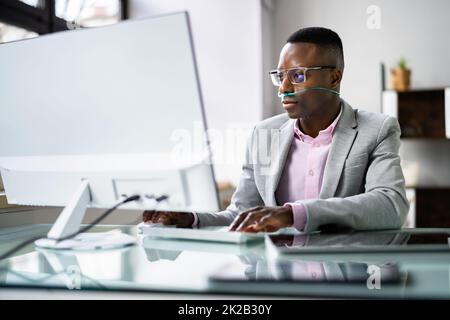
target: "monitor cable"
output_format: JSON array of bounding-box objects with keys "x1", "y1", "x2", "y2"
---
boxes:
[{"x1": 0, "y1": 195, "x2": 140, "y2": 261}]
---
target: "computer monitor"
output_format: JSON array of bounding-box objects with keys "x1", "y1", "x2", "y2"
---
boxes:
[{"x1": 0, "y1": 12, "x2": 220, "y2": 249}]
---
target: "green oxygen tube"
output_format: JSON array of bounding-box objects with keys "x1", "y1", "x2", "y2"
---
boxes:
[{"x1": 278, "y1": 86, "x2": 340, "y2": 98}]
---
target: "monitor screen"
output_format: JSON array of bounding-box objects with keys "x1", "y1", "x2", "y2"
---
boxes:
[
  {"x1": 0, "y1": 12, "x2": 210, "y2": 171},
  {"x1": 0, "y1": 12, "x2": 220, "y2": 212}
]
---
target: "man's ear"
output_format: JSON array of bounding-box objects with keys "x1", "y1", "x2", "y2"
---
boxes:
[{"x1": 330, "y1": 69, "x2": 343, "y2": 89}]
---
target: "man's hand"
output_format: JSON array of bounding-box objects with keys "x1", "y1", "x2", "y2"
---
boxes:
[
  {"x1": 142, "y1": 211, "x2": 194, "y2": 228},
  {"x1": 229, "y1": 206, "x2": 294, "y2": 233}
]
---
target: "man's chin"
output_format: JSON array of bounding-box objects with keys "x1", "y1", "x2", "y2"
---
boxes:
[
  {"x1": 282, "y1": 104, "x2": 297, "y2": 117},
  {"x1": 285, "y1": 111, "x2": 299, "y2": 119},
  {"x1": 285, "y1": 108, "x2": 306, "y2": 119},
  {"x1": 283, "y1": 102, "x2": 306, "y2": 117}
]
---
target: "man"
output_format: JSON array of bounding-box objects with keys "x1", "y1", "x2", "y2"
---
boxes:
[{"x1": 143, "y1": 27, "x2": 409, "y2": 233}]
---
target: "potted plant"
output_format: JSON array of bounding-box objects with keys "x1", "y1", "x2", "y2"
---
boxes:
[{"x1": 390, "y1": 57, "x2": 411, "y2": 91}]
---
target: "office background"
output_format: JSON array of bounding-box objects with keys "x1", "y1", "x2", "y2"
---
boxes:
[{"x1": 1, "y1": 0, "x2": 450, "y2": 228}]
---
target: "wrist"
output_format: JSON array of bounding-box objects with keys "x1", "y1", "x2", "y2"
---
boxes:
[
  {"x1": 282, "y1": 205, "x2": 294, "y2": 226},
  {"x1": 284, "y1": 203, "x2": 307, "y2": 231},
  {"x1": 184, "y1": 212, "x2": 195, "y2": 227}
]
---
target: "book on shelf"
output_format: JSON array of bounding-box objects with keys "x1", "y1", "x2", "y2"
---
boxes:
[
  {"x1": 1, "y1": 190, "x2": 16, "y2": 209},
  {"x1": 0, "y1": 176, "x2": 40, "y2": 214},
  {"x1": 0, "y1": 192, "x2": 35, "y2": 214},
  {"x1": 0, "y1": 186, "x2": 32, "y2": 213}
]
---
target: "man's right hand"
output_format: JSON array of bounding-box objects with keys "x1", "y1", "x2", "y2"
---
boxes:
[{"x1": 142, "y1": 211, "x2": 195, "y2": 228}]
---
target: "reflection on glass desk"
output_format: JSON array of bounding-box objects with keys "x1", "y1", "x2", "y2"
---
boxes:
[
  {"x1": 1, "y1": 224, "x2": 450, "y2": 299},
  {"x1": 141, "y1": 235, "x2": 265, "y2": 260},
  {"x1": 266, "y1": 229, "x2": 450, "y2": 255},
  {"x1": 210, "y1": 260, "x2": 401, "y2": 284}
]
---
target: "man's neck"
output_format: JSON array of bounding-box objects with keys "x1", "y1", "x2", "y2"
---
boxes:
[{"x1": 298, "y1": 99, "x2": 342, "y2": 138}]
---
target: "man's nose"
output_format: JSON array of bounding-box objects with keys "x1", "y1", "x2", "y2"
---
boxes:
[{"x1": 279, "y1": 75, "x2": 294, "y2": 94}]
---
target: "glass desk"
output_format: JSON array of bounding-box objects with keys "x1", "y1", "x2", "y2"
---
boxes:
[{"x1": 1, "y1": 224, "x2": 450, "y2": 299}]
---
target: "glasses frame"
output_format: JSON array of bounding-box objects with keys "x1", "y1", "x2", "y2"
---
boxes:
[{"x1": 269, "y1": 65, "x2": 336, "y2": 86}]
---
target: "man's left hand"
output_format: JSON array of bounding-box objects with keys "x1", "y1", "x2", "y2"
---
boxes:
[{"x1": 229, "y1": 206, "x2": 294, "y2": 233}]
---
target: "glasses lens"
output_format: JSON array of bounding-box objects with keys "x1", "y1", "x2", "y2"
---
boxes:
[
  {"x1": 269, "y1": 71, "x2": 284, "y2": 86},
  {"x1": 288, "y1": 68, "x2": 305, "y2": 84}
]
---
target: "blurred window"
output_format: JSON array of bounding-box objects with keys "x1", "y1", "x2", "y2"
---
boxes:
[
  {"x1": 19, "y1": 0, "x2": 45, "y2": 8},
  {"x1": 56, "y1": 0, "x2": 121, "y2": 28},
  {"x1": 0, "y1": 22, "x2": 38, "y2": 43},
  {"x1": 0, "y1": 0, "x2": 128, "y2": 44}
]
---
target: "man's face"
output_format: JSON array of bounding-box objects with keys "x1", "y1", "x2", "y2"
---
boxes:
[{"x1": 277, "y1": 42, "x2": 342, "y2": 119}]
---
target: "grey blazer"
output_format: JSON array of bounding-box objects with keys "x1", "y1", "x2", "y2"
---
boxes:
[{"x1": 198, "y1": 99, "x2": 409, "y2": 232}]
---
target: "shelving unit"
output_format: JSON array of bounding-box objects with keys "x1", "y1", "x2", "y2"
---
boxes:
[
  {"x1": 382, "y1": 88, "x2": 450, "y2": 227},
  {"x1": 382, "y1": 88, "x2": 450, "y2": 139},
  {"x1": 383, "y1": 88, "x2": 450, "y2": 139}
]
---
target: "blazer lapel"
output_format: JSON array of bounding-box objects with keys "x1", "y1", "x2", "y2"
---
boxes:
[
  {"x1": 265, "y1": 119, "x2": 295, "y2": 205},
  {"x1": 319, "y1": 100, "x2": 359, "y2": 199}
]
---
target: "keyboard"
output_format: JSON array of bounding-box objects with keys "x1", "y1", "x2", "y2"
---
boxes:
[{"x1": 136, "y1": 222, "x2": 264, "y2": 244}]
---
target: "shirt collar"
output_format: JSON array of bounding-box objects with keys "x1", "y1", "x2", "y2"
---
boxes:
[{"x1": 294, "y1": 105, "x2": 343, "y2": 143}]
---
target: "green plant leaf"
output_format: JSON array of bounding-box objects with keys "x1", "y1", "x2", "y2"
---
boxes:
[{"x1": 398, "y1": 57, "x2": 407, "y2": 70}]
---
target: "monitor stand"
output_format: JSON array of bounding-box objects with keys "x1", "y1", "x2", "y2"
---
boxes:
[{"x1": 35, "y1": 180, "x2": 136, "y2": 250}]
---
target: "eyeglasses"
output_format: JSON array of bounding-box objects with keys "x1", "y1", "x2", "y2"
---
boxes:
[{"x1": 269, "y1": 66, "x2": 336, "y2": 86}]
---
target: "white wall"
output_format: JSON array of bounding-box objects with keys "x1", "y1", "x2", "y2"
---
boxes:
[
  {"x1": 261, "y1": 0, "x2": 279, "y2": 118},
  {"x1": 130, "y1": 0, "x2": 264, "y2": 184},
  {"x1": 272, "y1": 0, "x2": 450, "y2": 114},
  {"x1": 400, "y1": 140, "x2": 450, "y2": 187},
  {"x1": 129, "y1": 0, "x2": 450, "y2": 185}
]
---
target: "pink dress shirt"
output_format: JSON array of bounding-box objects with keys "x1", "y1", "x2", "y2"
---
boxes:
[
  {"x1": 192, "y1": 107, "x2": 342, "y2": 230},
  {"x1": 275, "y1": 107, "x2": 343, "y2": 231}
]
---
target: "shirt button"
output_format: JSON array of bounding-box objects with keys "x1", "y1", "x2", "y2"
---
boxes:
[
  {"x1": 313, "y1": 142, "x2": 320, "y2": 147},
  {"x1": 309, "y1": 169, "x2": 314, "y2": 176}
]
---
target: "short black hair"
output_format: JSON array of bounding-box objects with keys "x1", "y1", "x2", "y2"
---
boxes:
[{"x1": 287, "y1": 27, "x2": 344, "y2": 69}]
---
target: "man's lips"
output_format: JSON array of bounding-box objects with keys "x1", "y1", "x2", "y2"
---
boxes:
[{"x1": 282, "y1": 100, "x2": 298, "y2": 108}]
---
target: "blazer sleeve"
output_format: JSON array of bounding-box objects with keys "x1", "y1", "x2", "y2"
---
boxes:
[{"x1": 196, "y1": 127, "x2": 265, "y2": 227}]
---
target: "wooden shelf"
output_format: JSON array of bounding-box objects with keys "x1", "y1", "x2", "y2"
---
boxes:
[
  {"x1": 383, "y1": 88, "x2": 450, "y2": 139},
  {"x1": 415, "y1": 187, "x2": 450, "y2": 228}
]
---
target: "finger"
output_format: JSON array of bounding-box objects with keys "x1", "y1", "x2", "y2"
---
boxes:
[
  {"x1": 236, "y1": 211, "x2": 265, "y2": 232},
  {"x1": 253, "y1": 217, "x2": 279, "y2": 232},
  {"x1": 157, "y1": 215, "x2": 172, "y2": 225},
  {"x1": 142, "y1": 211, "x2": 155, "y2": 222},
  {"x1": 229, "y1": 213, "x2": 249, "y2": 231},
  {"x1": 240, "y1": 206, "x2": 264, "y2": 216},
  {"x1": 242, "y1": 224, "x2": 259, "y2": 233},
  {"x1": 229, "y1": 206, "x2": 263, "y2": 231},
  {"x1": 143, "y1": 211, "x2": 152, "y2": 221},
  {"x1": 151, "y1": 212, "x2": 162, "y2": 223},
  {"x1": 252, "y1": 215, "x2": 280, "y2": 233}
]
